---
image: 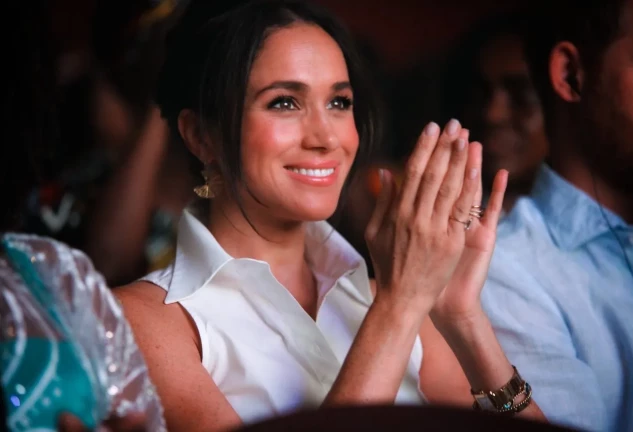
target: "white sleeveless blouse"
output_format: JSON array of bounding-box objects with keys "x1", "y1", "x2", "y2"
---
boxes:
[{"x1": 141, "y1": 210, "x2": 425, "y2": 424}]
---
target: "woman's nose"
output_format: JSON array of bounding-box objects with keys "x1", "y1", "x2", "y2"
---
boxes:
[{"x1": 302, "y1": 109, "x2": 340, "y2": 151}]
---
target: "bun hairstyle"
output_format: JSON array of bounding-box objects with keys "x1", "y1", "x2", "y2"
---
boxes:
[{"x1": 155, "y1": 0, "x2": 382, "y2": 210}]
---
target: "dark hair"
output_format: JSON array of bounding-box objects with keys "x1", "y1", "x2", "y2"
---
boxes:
[
  {"x1": 155, "y1": 0, "x2": 381, "y2": 217},
  {"x1": 1, "y1": 2, "x2": 58, "y2": 232},
  {"x1": 524, "y1": 0, "x2": 627, "y2": 137}
]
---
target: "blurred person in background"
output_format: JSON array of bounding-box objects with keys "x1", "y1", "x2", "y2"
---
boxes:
[
  {"x1": 0, "y1": 2, "x2": 165, "y2": 431},
  {"x1": 482, "y1": 0, "x2": 633, "y2": 430},
  {"x1": 86, "y1": 0, "x2": 197, "y2": 280},
  {"x1": 448, "y1": 13, "x2": 548, "y2": 214},
  {"x1": 22, "y1": 0, "x2": 195, "y2": 286}
]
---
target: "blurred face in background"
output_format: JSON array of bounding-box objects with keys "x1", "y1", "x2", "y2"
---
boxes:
[
  {"x1": 466, "y1": 34, "x2": 548, "y2": 188},
  {"x1": 578, "y1": 0, "x2": 633, "y2": 194}
]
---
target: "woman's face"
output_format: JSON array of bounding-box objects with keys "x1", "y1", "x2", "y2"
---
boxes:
[{"x1": 240, "y1": 23, "x2": 359, "y2": 223}]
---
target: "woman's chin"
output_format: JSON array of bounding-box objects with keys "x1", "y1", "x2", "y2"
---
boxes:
[
  {"x1": 297, "y1": 208, "x2": 338, "y2": 222},
  {"x1": 285, "y1": 203, "x2": 339, "y2": 223}
]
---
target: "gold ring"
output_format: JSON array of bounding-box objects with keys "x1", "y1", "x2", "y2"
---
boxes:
[
  {"x1": 469, "y1": 205, "x2": 485, "y2": 219},
  {"x1": 450, "y1": 215, "x2": 473, "y2": 230}
]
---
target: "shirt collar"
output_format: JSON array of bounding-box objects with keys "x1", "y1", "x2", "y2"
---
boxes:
[
  {"x1": 164, "y1": 208, "x2": 366, "y2": 304},
  {"x1": 530, "y1": 164, "x2": 630, "y2": 250}
]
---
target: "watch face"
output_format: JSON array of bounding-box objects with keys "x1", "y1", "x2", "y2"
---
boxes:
[{"x1": 474, "y1": 394, "x2": 497, "y2": 411}]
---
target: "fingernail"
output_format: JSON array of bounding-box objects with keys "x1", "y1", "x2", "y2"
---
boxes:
[
  {"x1": 379, "y1": 168, "x2": 385, "y2": 183},
  {"x1": 424, "y1": 122, "x2": 439, "y2": 136},
  {"x1": 447, "y1": 118, "x2": 460, "y2": 135},
  {"x1": 469, "y1": 168, "x2": 478, "y2": 179},
  {"x1": 455, "y1": 139, "x2": 466, "y2": 151}
]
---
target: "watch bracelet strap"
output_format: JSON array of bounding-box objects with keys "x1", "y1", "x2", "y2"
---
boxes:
[
  {"x1": 471, "y1": 366, "x2": 528, "y2": 412},
  {"x1": 504, "y1": 383, "x2": 533, "y2": 414},
  {"x1": 472, "y1": 382, "x2": 533, "y2": 414}
]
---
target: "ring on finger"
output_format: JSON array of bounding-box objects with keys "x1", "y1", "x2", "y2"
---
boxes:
[
  {"x1": 450, "y1": 215, "x2": 473, "y2": 230},
  {"x1": 469, "y1": 205, "x2": 485, "y2": 219}
]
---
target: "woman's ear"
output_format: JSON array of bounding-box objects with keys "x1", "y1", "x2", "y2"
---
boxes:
[
  {"x1": 549, "y1": 41, "x2": 584, "y2": 103},
  {"x1": 178, "y1": 109, "x2": 213, "y2": 163}
]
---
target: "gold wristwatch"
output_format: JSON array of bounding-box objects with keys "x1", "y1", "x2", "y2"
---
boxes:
[{"x1": 471, "y1": 366, "x2": 532, "y2": 413}]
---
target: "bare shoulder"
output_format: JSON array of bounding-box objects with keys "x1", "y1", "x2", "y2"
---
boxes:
[
  {"x1": 114, "y1": 282, "x2": 172, "y2": 328},
  {"x1": 114, "y1": 281, "x2": 201, "y2": 356},
  {"x1": 114, "y1": 285, "x2": 240, "y2": 429},
  {"x1": 114, "y1": 281, "x2": 168, "y2": 314}
]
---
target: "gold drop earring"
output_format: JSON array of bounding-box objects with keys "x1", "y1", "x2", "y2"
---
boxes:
[{"x1": 193, "y1": 163, "x2": 223, "y2": 199}]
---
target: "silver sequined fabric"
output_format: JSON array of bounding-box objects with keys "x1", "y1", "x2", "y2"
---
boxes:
[{"x1": 0, "y1": 233, "x2": 166, "y2": 431}]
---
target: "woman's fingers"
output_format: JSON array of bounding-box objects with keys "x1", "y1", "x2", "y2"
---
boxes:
[
  {"x1": 449, "y1": 142, "x2": 482, "y2": 234},
  {"x1": 99, "y1": 413, "x2": 146, "y2": 432},
  {"x1": 473, "y1": 151, "x2": 483, "y2": 209},
  {"x1": 58, "y1": 414, "x2": 89, "y2": 432},
  {"x1": 58, "y1": 412, "x2": 147, "y2": 432},
  {"x1": 431, "y1": 128, "x2": 470, "y2": 224},
  {"x1": 481, "y1": 169, "x2": 508, "y2": 229},
  {"x1": 398, "y1": 121, "x2": 440, "y2": 212},
  {"x1": 415, "y1": 119, "x2": 463, "y2": 220},
  {"x1": 365, "y1": 169, "x2": 396, "y2": 241},
  {"x1": 460, "y1": 129, "x2": 481, "y2": 205},
  {"x1": 366, "y1": 119, "x2": 481, "y2": 306}
]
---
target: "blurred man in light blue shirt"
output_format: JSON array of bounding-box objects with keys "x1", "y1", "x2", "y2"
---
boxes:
[{"x1": 482, "y1": 1, "x2": 633, "y2": 431}]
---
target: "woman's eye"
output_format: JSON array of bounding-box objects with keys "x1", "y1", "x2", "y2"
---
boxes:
[
  {"x1": 328, "y1": 96, "x2": 353, "y2": 111},
  {"x1": 268, "y1": 96, "x2": 298, "y2": 111}
]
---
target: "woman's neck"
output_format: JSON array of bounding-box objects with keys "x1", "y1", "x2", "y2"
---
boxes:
[{"x1": 206, "y1": 198, "x2": 318, "y2": 317}]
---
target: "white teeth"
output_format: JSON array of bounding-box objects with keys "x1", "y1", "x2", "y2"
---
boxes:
[{"x1": 287, "y1": 167, "x2": 335, "y2": 177}]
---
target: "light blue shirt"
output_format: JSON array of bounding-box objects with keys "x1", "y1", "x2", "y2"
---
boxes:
[{"x1": 482, "y1": 165, "x2": 633, "y2": 432}]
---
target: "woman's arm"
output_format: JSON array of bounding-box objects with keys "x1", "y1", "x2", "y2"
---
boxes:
[
  {"x1": 115, "y1": 283, "x2": 242, "y2": 432},
  {"x1": 419, "y1": 312, "x2": 545, "y2": 420},
  {"x1": 323, "y1": 291, "x2": 429, "y2": 405},
  {"x1": 118, "y1": 281, "x2": 431, "y2": 431},
  {"x1": 432, "y1": 310, "x2": 545, "y2": 420},
  {"x1": 326, "y1": 120, "x2": 479, "y2": 404},
  {"x1": 418, "y1": 163, "x2": 545, "y2": 421}
]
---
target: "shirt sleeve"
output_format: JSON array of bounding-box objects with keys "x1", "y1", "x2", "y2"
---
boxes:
[
  {"x1": 68, "y1": 248, "x2": 166, "y2": 431},
  {"x1": 482, "y1": 259, "x2": 607, "y2": 432}
]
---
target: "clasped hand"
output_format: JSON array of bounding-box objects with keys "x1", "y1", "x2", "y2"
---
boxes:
[{"x1": 365, "y1": 120, "x2": 508, "y2": 327}]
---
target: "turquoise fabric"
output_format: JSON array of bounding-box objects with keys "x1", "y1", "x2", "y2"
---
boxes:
[
  {"x1": 1, "y1": 233, "x2": 166, "y2": 431},
  {"x1": 1, "y1": 339, "x2": 97, "y2": 430},
  {"x1": 1, "y1": 238, "x2": 103, "y2": 431}
]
